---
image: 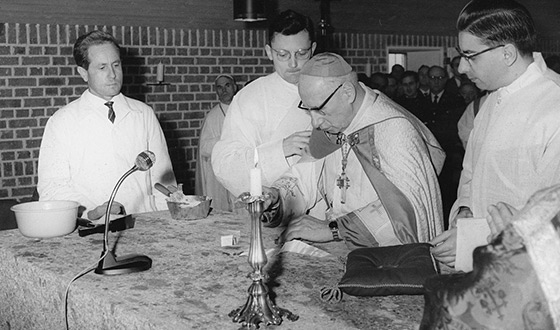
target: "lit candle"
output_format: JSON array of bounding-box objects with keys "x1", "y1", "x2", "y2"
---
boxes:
[
  {"x1": 156, "y1": 62, "x2": 164, "y2": 82},
  {"x1": 250, "y1": 168, "x2": 262, "y2": 196},
  {"x1": 249, "y1": 151, "x2": 262, "y2": 196}
]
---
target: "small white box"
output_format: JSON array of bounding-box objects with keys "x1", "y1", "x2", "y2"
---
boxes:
[{"x1": 220, "y1": 230, "x2": 241, "y2": 247}]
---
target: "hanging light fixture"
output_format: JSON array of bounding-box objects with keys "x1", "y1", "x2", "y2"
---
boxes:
[{"x1": 233, "y1": 0, "x2": 267, "y2": 22}]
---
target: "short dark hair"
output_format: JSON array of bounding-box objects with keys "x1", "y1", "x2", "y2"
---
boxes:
[
  {"x1": 73, "y1": 30, "x2": 121, "y2": 69},
  {"x1": 267, "y1": 9, "x2": 314, "y2": 44},
  {"x1": 457, "y1": 0, "x2": 536, "y2": 56},
  {"x1": 402, "y1": 70, "x2": 419, "y2": 83}
]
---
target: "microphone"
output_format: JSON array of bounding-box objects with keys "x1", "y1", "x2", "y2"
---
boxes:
[
  {"x1": 95, "y1": 151, "x2": 156, "y2": 275},
  {"x1": 134, "y1": 151, "x2": 155, "y2": 171}
]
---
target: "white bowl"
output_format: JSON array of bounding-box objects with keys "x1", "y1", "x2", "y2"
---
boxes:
[{"x1": 11, "y1": 200, "x2": 79, "y2": 238}]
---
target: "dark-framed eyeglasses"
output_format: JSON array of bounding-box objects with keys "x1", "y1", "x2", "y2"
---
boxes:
[
  {"x1": 455, "y1": 44, "x2": 505, "y2": 62},
  {"x1": 270, "y1": 46, "x2": 313, "y2": 62},
  {"x1": 298, "y1": 84, "x2": 343, "y2": 111}
]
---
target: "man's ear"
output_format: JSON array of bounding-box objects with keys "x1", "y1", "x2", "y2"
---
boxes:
[
  {"x1": 342, "y1": 81, "x2": 357, "y2": 104},
  {"x1": 265, "y1": 44, "x2": 273, "y2": 61},
  {"x1": 503, "y1": 44, "x2": 518, "y2": 67},
  {"x1": 311, "y1": 41, "x2": 317, "y2": 56},
  {"x1": 77, "y1": 66, "x2": 88, "y2": 83}
]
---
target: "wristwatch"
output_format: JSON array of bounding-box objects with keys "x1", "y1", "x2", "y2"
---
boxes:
[{"x1": 328, "y1": 221, "x2": 342, "y2": 242}]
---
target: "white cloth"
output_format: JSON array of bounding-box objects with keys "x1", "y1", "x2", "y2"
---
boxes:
[
  {"x1": 195, "y1": 102, "x2": 235, "y2": 211},
  {"x1": 212, "y1": 72, "x2": 313, "y2": 196},
  {"x1": 38, "y1": 90, "x2": 177, "y2": 219},
  {"x1": 457, "y1": 94, "x2": 487, "y2": 149},
  {"x1": 274, "y1": 86, "x2": 444, "y2": 245},
  {"x1": 451, "y1": 53, "x2": 560, "y2": 223}
]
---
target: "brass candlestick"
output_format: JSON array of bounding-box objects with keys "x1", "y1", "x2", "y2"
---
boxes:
[{"x1": 229, "y1": 194, "x2": 298, "y2": 328}]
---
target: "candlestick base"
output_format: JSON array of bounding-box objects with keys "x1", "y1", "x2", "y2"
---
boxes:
[
  {"x1": 229, "y1": 277, "x2": 299, "y2": 328},
  {"x1": 230, "y1": 194, "x2": 298, "y2": 328}
]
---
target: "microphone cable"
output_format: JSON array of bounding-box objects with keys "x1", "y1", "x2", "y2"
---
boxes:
[{"x1": 63, "y1": 250, "x2": 109, "y2": 330}]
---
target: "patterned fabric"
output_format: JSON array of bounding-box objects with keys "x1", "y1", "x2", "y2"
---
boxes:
[
  {"x1": 105, "y1": 101, "x2": 115, "y2": 123},
  {"x1": 421, "y1": 184, "x2": 560, "y2": 329}
]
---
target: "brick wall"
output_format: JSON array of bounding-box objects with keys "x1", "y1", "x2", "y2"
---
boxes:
[{"x1": 0, "y1": 22, "x2": 558, "y2": 201}]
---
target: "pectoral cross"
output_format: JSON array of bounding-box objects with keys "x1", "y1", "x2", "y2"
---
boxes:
[
  {"x1": 336, "y1": 172, "x2": 350, "y2": 204},
  {"x1": 337, "y1": 147, "x2": 350, "y2": 204}
]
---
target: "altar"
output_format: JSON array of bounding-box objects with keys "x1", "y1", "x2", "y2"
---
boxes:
[{"x1": 0, "y1": 210, "x2": 424, "y2": 329}]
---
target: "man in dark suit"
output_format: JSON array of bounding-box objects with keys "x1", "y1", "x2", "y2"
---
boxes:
[
  {"x1": 418, "y1": 65, "x2": 431, "y2": 98},
  {"x1": 395, "y1": 71, "x2": 431, "y2": 122},
  {"x1": 426, "y1": 65, "x2": 466, "y2": 224}
]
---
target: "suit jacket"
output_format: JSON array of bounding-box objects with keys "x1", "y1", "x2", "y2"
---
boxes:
[
  {"x1": 445, "y1": 77, "x2": 461, "y2": 97},
  {"x1": 425, "y1": 90, "x2": 466, "y2": 152},
  {"x1": 396, "y1": 94, "x2": 432, "y2": 124}
]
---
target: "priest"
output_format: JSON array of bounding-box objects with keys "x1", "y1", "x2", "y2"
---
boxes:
[{"x1": 262, "y1": 52, "x2": 445, "y2": 249}]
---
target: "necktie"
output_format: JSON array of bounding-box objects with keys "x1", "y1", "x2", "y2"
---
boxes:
[
  {"x1": 105, "y1": 101, "x2": 116, "y2": 123},
  {"x1": 432, "y1": 95, "x2": 438, "y2": 104}
]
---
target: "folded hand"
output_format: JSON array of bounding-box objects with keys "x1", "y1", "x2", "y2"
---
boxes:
[
  {"x1": 487, "y1": 202, "x2": 517, "y2": 240},
  {"x1": 429, "y1": 227, "x2": 458, "y2": 268},
  {"x1": 277, "y1": 215, "x2": 332, "y2": 244},
  {"x1": 87, "y1": 201, "x2": 125, "y2": 220}
]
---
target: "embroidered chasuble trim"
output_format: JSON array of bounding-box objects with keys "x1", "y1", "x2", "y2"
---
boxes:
[{"x1": 352, "y1": 126, "x2": 418, "y2": 244}]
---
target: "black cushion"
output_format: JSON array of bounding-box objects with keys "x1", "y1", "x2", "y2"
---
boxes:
[{"x1": 338, "y1": 243, "x2": 438, "y2": 296}]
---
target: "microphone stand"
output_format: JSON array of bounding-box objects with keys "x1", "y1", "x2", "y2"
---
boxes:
[{"x1": 95, "y1": 165, "x2": 152, "y2": 275}]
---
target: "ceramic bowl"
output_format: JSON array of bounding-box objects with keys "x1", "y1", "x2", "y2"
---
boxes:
[{"x1": 11, "y1": 200, "x2": 79, "y2": 238}]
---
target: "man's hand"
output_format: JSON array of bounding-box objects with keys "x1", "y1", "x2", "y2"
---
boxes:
[
  {"x1": 296, "y1": 145, "x2": 317, "y2": 164},
  {"x1": 282, "y1": 130, "x2": 312, "y2": 158},
  {"x1": 429, "y1": 227, "x2": 458, "y2": 268},
  {"x1": 429, "y1": 206, "x2": 472, "y2": 268},
  {"x1": 277, "y1": 215, "x2": 332, "y2": 244},
  {"x1": 87, "y1": 201, "x2": 125, "y2": 220},
  {"x1": 487, "y1": 202, "x2": 517, "y2": 240}
]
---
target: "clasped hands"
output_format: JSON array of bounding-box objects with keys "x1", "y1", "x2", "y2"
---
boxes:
[
  {"x1": 429, "y1": 202, "x2": 518, "y2": 268},
  {"x1": 262, "y1": 186, "x2": 332, "y2": 245},
  {"x1": 87, "y1": 201, "x2": 126, "y2": 220}
]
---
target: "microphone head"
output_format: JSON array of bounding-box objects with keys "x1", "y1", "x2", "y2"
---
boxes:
[{"x1": 135, "y1": 151, "x2": 156, "y2": 171}]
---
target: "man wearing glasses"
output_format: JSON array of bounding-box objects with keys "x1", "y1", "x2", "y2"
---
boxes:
[
  {"x1": 426, "y1": 65, "x2": 466, "y2": 225},
  {"x1": 261, "y1": 53, "x2": 445, "y2": 249},
  {"x1": 429, "y1": 0, "x2": 560, "y2": 269},
  {"x1": 212, "y1": 10, "x2": 317, "y2": 198}
]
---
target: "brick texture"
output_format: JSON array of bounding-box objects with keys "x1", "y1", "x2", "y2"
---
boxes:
[{"x1": 0, "y1": 22, "x2": 559, "y2": 200}]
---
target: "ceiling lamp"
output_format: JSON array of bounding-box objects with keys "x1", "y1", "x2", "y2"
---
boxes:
[{"x1": 234, "y1": 0, "x2": 267, "y2": 22}]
